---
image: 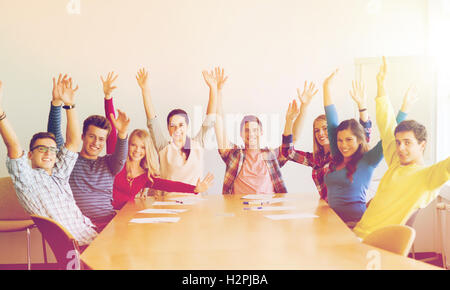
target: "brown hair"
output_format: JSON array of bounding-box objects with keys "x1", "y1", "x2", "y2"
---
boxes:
[
  {"x1": 333, "y1": 119, "x2": 369, "y2": 182},
  {"x1": 29, "y1": 132, "x2": 57, "y2": 151},
  {"x1": 312, "y1": 114, "x2": 327, "y2": 160},
  {"x1": 395, "y1": 120, "x2": 427, "y2": 144},
  {"x1": 82, "y1": 115, "x2": 112, "y2": 136},
  {"x1": 240, "y1": 115, "x2": 263, "y2": 132}
]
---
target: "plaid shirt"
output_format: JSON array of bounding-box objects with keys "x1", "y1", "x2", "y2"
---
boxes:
[
  {"x1": 281, "y1": 119, "x2": 372, "y2": 201},
  {"x1": 282, "y1": 134, "x2": 332, "y2": 201},
  {"x1": 219, "y1": 143, "x2": 288, "y2": 194},
  {"x1": 6, "y1": 147, "x2": 98, "y2": 246}
]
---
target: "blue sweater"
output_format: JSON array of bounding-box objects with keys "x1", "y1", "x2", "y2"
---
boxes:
[
  {"x1": 324, "y1": 105, "x2": 407, "y2": 222},
  {"x1": 47, "y1": 104, "x2": 128, "y2": 225}
]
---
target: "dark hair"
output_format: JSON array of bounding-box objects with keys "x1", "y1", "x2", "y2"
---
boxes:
[
  {"x1": 333, "y1": 119, "x2": 369, "y2": 182},
  {"x1": 29, "y1": 132, "x2": 57, "y2": 151},
  {"x1": 395, "y1": 120, "x2": 427, "y2": 143},
  {"x1": 166, "y1": 109, "x2": 191, "y2": 160},
  {"x1": 82, "y1": 115, "x2": 112, "y2": 136},
  {"x1": 240, "y1": 115, "x2": 263, "y2": 133},
  {"x1": 167, "y1": 109, "x2": 189, "y2": 126}
]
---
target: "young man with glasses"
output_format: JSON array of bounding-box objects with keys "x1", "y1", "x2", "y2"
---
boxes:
[{"x1": 0, "y1": 77, "x2": 98, "y2": 246}]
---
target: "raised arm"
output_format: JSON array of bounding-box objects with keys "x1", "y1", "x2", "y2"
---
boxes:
[
  {"x1": 323, "y1": 69, "x2": 338, "y2": 107},
  {"x1": 323, "y1": 70, "x2": 340, "y2": 157},
  {"x1": 136, "y1": 68, "x2": 156, "y2": 120},
  {"x1": 283, "y1": 100, "x2": 301, "y2": 137},
  {"x1": 349, "y1": 80, "x2": 369, "y2": 123},
  {"x1": 106, "y1": 109, "x2": 130, "y2": 175},
  {"x1": 56, "y1": 77, "x2": 81, "y2": 153},
  {"x1": 48, "y1": 74, "x2": 67, "y2": 148},
  {"x1": 101, "y1": 71, "x2": 118, "y2": 154},
  {"x1": 292, "y1": 81, "x2": 318, "y2": 142},
  {"x1": 192, "y1": 67, "x2": 220, "y2": 146},
  {"x1": 375, "y1": 56, "x2": 398, "y2": 166},
  {"x1": 0, "y1": 81, "x2": 23, "y2": 159},
  {"x1": 138, "y1": 68, "x2": 169, "y2": 151},
  {"x1": 203, "y1": 68, "x2": 231, "y2": 152}
]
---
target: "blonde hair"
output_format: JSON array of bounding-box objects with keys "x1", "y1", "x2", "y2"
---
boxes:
[
  {"x1": 126, "y1": 129, "x2": 160, "y2": 182},
  {"x1": 312, "y1": 114, "x2": 327, "y2": 160}
]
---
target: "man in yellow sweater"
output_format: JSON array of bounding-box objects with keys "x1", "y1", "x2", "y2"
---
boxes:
[{"x1": 353, "y1": 57, "x2": 450, "y2": 239}]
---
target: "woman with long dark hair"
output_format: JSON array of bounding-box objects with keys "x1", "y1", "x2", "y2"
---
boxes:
[{"x1": 322, "y1": 69, "x2": 411, "y2": 225}]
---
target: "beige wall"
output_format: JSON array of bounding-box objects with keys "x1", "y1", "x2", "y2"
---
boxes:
[{"x1": 0, "y1": 0, "x2": 438, "y2": 263}]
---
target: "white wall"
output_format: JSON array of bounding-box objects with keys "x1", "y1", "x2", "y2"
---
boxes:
[{"x1": 0, "y1": 0, "x2": 433, "y2": 263}]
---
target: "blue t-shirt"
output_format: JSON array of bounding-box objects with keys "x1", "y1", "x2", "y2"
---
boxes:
[{"x1": 324, "y1": 105, "x2": 407, "y2": 222}]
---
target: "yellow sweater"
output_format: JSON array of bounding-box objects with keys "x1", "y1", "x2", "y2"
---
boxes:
[{"x1": 353, "y1": 95, "x2": 450, "y2": 239}]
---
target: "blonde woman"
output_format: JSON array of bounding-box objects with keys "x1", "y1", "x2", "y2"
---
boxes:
[{"x1": 102, "y1": 72, "x2": 214, "y2": 209}]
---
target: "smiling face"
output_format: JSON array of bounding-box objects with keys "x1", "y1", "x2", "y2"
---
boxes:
[
  {"x1": 395, "y1": 131, "x2": 426, "y2": 166},
  {"x1": 168, "y1": 114, "x2": 188, "y2": 145},
  {"x1": 128, "y1": 134, "x2": 146, "y2": 162},
  {"x1": 28, "y1": 138, "x2": 58, "y2": 174},
  {"x1": 80, "y1": 125, "x2": 109, "y2": 159},
  {"x1": 314, "y1": 118, "x2": 329, "y2": 147},
  {"x1": 336, "y1": 128, "x2": 361, "y2": 159},
  {"x1": 241, "y1": 121, "x2": 262, "y2": 149}
]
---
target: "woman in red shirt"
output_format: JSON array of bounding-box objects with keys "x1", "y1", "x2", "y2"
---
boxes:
[{"x1": 101, "y1": 72, "x2": 214, "y2": 209}]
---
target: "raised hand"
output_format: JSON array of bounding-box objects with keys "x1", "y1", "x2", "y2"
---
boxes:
[
  {"x1": 323, "y1": 69, "x2": 338, "y2": 106},
  {"x1": 109, "y1": 109, "x2": 130, "y2": 137},
  {"x1": 377, "y1": 56, "x2": 387, "y2": 97},
  {"x1": 285, "y1": 99, "x2": 301, "y2": 123},
  {"x1": 202, "y1": 70, "x2": 217, "y2": 89},
  {"x1": 324, "y1": 69, "x2": 339, "y2": 88},
  {"x1": 52, "y1": 74, "x2": 68, "y2": 106},
  {"x1": 194, "y1": 172, "x2": 214, "y2": 194},
  {"x1": 58, "y1": 77, "x2": 79, "y2": 105},
  {"x1": 297, "y1": 81, "x2": 318, "y2": 106},
  {"x1": 136, "y1": 68, "x2": 150, "y2": 96},
  {"x1": 214, "y1": 67, "x2": 228, "y2": 90},
  {"x1": 401, "y1": 84, "x2": 419, "y2": 113},
  {"x1": 349, "y1": 80, "x2": 367, "y2": 108},
  {"x1": 101, "y1": 72, "x2": 118, "y2": 99}
]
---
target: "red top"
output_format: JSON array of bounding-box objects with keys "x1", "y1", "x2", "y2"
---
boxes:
[
  {"x1": 105, "y1": 98, "x2": 197, "y2": 210},
  {"x1": 112, "y1": 166, "x2": 196, "y2": 209}
]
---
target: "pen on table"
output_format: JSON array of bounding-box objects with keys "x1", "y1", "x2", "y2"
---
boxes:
[
  {"x1": 243, "y1": 207, "x2": 263, "y2": 210},
  {"x1": 243, "y1": 201, "x2": 270, "y2": 205}
]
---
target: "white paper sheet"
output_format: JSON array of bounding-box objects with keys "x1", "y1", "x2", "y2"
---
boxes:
[
  {"x1": 129, "y1": 217, "x2": 181, "y2": 224},
  {"x1": 240, "y1": 194, "x2": 275, "y2": 200},
  {"x1": 242, "y1": 197, "x2": 291, "y2": 205},
  {"x1": 152, "y1": 201, "x2": 196, "y2": 206},
  {"x1": 243, "y1": 206, "x2": 296, "y2": 211},
  {"x1": 138, "y1": 209, "x2": 187, "y2": 214},
  {"x1": 264, "y1": 213, "x2": 319, "y2": 220}
]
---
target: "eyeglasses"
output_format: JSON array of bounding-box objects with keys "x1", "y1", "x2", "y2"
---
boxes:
[{"x1": 30, "y1": 145, "x2": 59, "y2": 154}]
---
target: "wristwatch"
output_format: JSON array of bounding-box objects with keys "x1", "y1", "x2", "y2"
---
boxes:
[{"x1": 63, "y1": 104, "x2": 76, "y2": 110}]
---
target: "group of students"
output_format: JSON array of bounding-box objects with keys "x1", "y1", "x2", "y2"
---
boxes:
[{"x1": 0, "y1": 56, "x2": 449, "y2": 252}]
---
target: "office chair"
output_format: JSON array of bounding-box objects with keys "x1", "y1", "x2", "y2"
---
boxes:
[
  {"x1": 30, "y1": 215, "x2": 82, "y2": 270},
  {"x1": 363, "y1": 225, "x2": 416, "y2": 256},
  {"x1": 0, "y1": 177, "x2": 47, "y2": 269}
]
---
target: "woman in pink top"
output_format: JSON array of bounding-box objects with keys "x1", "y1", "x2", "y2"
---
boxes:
[{"x1": 101, "y1": 72, "x2": 214, "y2": 209}]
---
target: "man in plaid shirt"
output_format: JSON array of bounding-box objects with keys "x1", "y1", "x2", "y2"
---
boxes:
[
  {"x1": 203, "y1": 68, "x2": 288, "y2": 194},
  {"x1": 0, "y1": 77, "x2": 97, "y2": 246}
]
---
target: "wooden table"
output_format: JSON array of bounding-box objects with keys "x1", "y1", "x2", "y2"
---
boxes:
[{"x1": 81, "y1": 193, "x2": 440, "y2": 270}]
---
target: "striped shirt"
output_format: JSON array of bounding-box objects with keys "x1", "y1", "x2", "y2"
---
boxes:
[
  {"x1": 219, "y1": 144, "x2": 288, "y2": 194},
  {"x1": 69, "y1": 137, "x2": 128, "y2": 224},
  {"x1": 6, "y1": 148, "x2": 97, "y2": 246},
  {"x1": 47, "y1": 103, "x2": 128, "y2": 225}
]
